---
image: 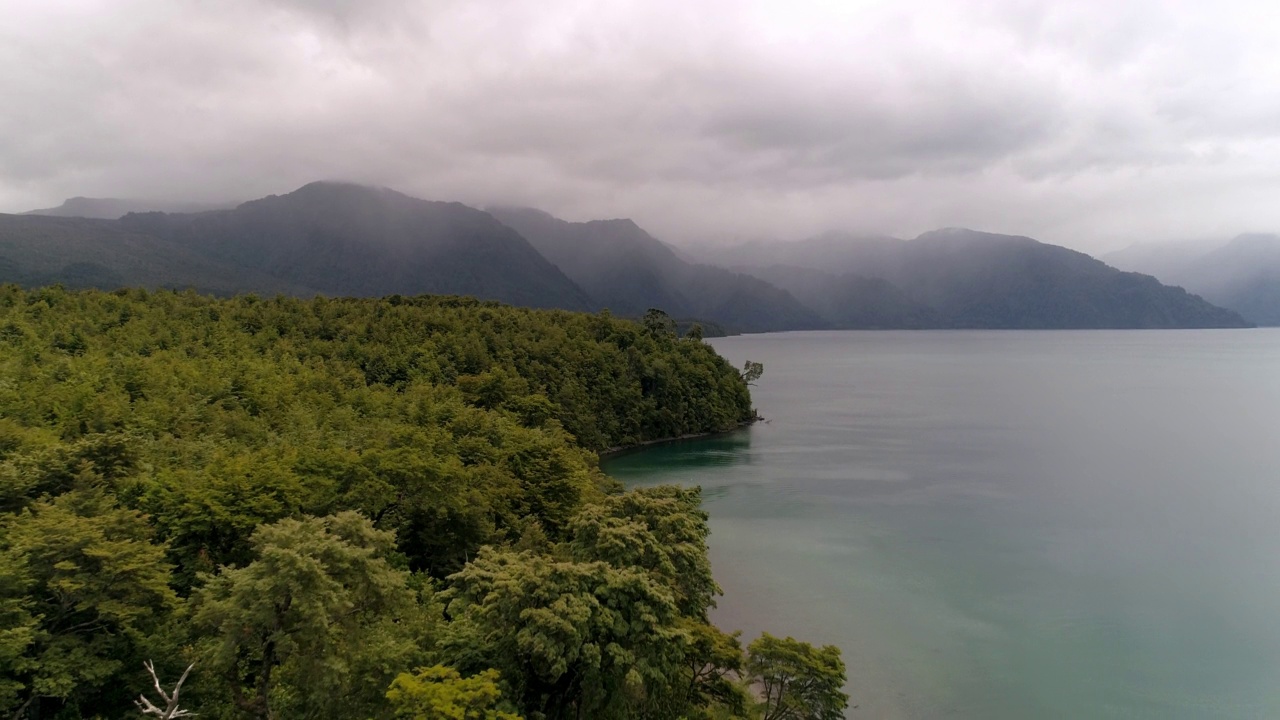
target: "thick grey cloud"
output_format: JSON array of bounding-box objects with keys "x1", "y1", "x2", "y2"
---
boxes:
[{"x1": 2, "y1": 0, "x2": 1280, "y2": 252}]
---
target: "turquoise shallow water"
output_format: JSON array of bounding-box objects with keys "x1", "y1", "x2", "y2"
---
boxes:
[{"x1": 602, "y1": 330, "x2": 1280, "y2": 719}]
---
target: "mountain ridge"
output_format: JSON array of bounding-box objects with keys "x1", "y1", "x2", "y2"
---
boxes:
[
  {"x1": 1, "y1": 182, "x2": 1254, "y2": 330},
  {"x1": 116, "y1": 182, "x2": 595, "y2": 310},
  {"x1": 701, "y1": 228, "x2": 1251, "y2": 329},
  {"x1": 24, "y1": 196, "x2": 236, "y2": 219},
  {"x1": 487, "y1": 205, "x2": 827, "y2": 333}
]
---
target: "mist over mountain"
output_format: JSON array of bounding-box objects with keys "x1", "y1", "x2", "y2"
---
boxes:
[
  {"x1": 487, "y1": 206, "x2": 825, "y2": 333},
  {"x1": 742, "y1": 264, "x2": 941, "y2": 329},
  {"x1": 24, "y1": 197, "x2": 234, "y2": 219},
  {"x1": 1106, "y1": 235, "x2": 1280, "y2": 326},
  {"x1": 487, "y1": 208, "x2": 688, "y2": 316},
  {"x1": 691, "y1": 231, "x2": 905, "y2": 272},
  {"x1": 0, "y1": 182, "x2": 1252, "y2": 330},
  {"x1": 117, "y1": 182, "x2": 594, "y2": 310},
  {"x1": 3, "y1": 183, "x2": 593, "y2": 310},
  {"x1": 1103, "y1": 240, "x2": 1217, "y2": 283},
  {"x1": 702, "y1": 228, "x2": 1250, "y2": 329}
]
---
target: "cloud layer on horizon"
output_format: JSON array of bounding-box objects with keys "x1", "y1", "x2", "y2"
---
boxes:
[{"x1": 3, "y1": 0, "x2": 1280, "y2": 252}]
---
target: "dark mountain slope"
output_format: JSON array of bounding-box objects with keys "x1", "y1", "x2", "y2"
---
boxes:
[
  {"x1": 892, "y1": 229, "x2": 1247, "y2": 328},
  {"x1": 709, "y1": 228, "x2": 1249, "y2": 329},
  {"x1": 118, "y1": 182, "x2": 593, "y2": 310},
  {"x1": 488, "y1": 208, "x2": 690, "y2": 317},
  {"x1": 488, "y1": 207, "x2": 824, "y2": 333},
  {"x1": 0, "y1": 213, "x2": 307, "y2": 295},
  {"x1": 3, "y1": 183, "x2": 1250, "y2": 329}
]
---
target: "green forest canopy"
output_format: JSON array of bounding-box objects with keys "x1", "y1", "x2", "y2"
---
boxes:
[{"x1": 0, "y1": 286, "x2": 844, "y2": 719}]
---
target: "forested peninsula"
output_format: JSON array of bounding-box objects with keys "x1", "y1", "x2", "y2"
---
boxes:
[{"x1": 0, "y1": 286, "x2": 846, "y2": 720}]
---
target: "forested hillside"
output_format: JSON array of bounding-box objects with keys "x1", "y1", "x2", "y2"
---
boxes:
[
  {"x1": 0, "y1": 214, "x2": 311, "y2": 296},
  {"x1": 0, "y1": 287, "x2": 844, "y2": 719}
]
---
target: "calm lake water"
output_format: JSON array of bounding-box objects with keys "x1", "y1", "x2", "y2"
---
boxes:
[{"x1": 603, "y1": 330, "x2": 1280, "y2": 719}]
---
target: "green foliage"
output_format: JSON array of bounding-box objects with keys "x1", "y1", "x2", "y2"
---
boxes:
[
  {"x1": 0, "y1": 483, "x2": 176, "y2": 716},
  {"x1": 0, "y1": 286, "x2": 752, "y2": 585},
  {"x1": 442, "y1": 486, "x2": 751, "y2": 720},
  {"x1": 643, "y1": 308, "x2": 677, "y2": 338},
  {"x1": 191, "y1": 512, "x2": 432, "y2": 719},
  {"x1": 676, "y1": 622, "x2": 753, "y2": 719},
  {"x1": 443, "y1": 548, "x2": 686, "y2": 719},
  {"x1": 0, "y1": 433, "x2": 137, "y2": 514},
  {"x1": 740, "y1": 361, "x2": 764, "y2": 386},
  {"x1": 568, "y1": 486, "x2": 718, "y2": 619},
  {"x1": 745, "y1": 634, "x2": 848, "y2": 720},
  {"x1": 386, "y1": 666, "x2": 521, "y2": 720},
  {"x1": 0, "y1": 285, "x2": 822, "y2": 720}
]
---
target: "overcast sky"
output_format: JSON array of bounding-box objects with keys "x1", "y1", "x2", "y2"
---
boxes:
[{"x1": 3, "y1": 0, "x2": 1280, "y2": 252}]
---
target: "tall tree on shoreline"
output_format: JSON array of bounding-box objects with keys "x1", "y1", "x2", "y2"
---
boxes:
[{"x1": 746, "y1": 634, "x2": 848, "y2": 720}]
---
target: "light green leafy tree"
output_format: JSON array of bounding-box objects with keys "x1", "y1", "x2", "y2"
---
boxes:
[
  {"x1": 568, "y1": 486, "x2": 745, "y2": 718},
  {"x1": 191, "y1": 511, "x2": 432, "y2": 719},
  {"x1": 0, "y1": 483, "x2": 177, "y2": 717},
  {"x1": 678, "y1": 621, "x2": 752, "y2": 719},
  {"x1": 745, "y1": 634, "x2": 847, "y2": 720},
  {"x1": 442, "y1": 548, "x2": 687, "y2": 720},
  {"x1": 568, "y1": 485, "x2": 717, "y2": 621},
  {"x1": 386, "y1": 665, "x2": 522, "y2": 720}
]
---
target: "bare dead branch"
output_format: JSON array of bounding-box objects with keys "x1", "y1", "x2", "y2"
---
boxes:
[{"x1": 136, "y1": 661, "x2": 197, "y2": 718}]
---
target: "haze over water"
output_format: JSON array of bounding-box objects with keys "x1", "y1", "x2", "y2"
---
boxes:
[{"x1": 604, "y1": 330, "x2": 1280, "y2": 719}]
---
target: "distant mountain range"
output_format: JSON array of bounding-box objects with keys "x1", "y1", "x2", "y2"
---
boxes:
[
  {"x1": 1106, "y1": 235, "x2": 1280, "y2": 326},
  {"x1": 0, "y1": 182, "x2": 1253, "y2": 330},
  {"x1": 700, "y1": 228, "x2": 1250, "y2": 329},
  {"x1": 6, "y1": 183, "x2": 591, "y2": 310},
  {"x1": 486, "y1": 207, "x2": 824, "y2": 332}
]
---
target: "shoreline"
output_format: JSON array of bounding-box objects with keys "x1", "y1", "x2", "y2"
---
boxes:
[{"x1": 597, "y1": 417, "x2": 759, "y2": 460}]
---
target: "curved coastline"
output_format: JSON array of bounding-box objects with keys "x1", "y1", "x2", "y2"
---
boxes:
[{"x1": 597, "y1": 417, "x2": 759, "y2": 460}]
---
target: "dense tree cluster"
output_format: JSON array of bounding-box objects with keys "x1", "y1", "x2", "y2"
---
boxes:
[{"x1": 0, "y1": 286, "x2": 841, "y2": 719}]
